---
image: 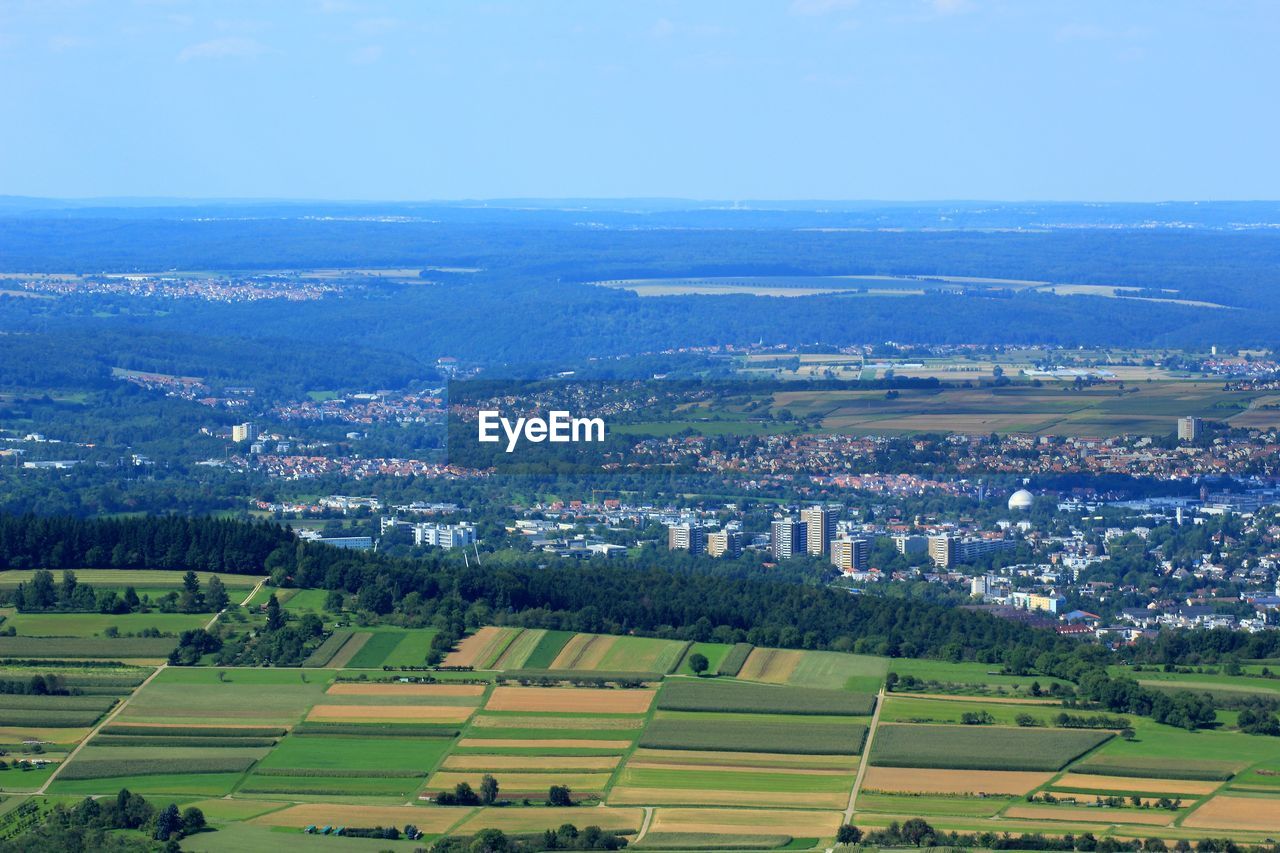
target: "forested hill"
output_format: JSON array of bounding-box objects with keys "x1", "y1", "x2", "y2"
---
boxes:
[
  {"x1": 3, "y1": 209, "x2": 1280, "y2": 358},
  {"x1": 0, "y1": 513, "x2": 1059, "y2": 662}
]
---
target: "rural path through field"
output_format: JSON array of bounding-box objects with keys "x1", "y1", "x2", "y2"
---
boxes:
[
  {"x1": 633, "y1": 806, "x2": 654, "y2": 843},
  {"x1": 31, "y1": 578, "x2": 263, "y2": 795},
  {"x1": 204, "y1": 576, "x2": 265, "y2": 631},
  {"x1": 34, "y1": 662, "x2": 167, "y2": 795},
  {"x1": 841, "y1": 686, "x2": 886, "y2": 825}
]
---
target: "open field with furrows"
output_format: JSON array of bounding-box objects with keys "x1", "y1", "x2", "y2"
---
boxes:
[
  {"x1": 118, "y1": 667, "x2": 335, "y2": 726},
  {"x1": 659, "y1": 678, "x2": 874, "y2": 715},
  {"x1": 862, "y1": 766, "x2": 1054, "y2": 795},
  {"x1": 439, "y1": 754, "x2": 621, "y2": 771},
  {"x1": 870, "y1": 724, "x2": 1111, "y2": 770},
  {"x1": 251, "y1": 803, "x2": 465, "y2": 832},
  {"x1": 442, "y1": 626, "x2": 523, "y2": 669},
  {"x1": 1050, "y1": 772, "x2": 1221, "y2": 796},
  {"x1": 0, "y1": 635, "x2": 177, "y2": 659},
  {"x1": 305, "y1": 704, "x2": 475, "y2": 723},
  {"x1": 612, "y1": 744, "x2": 857, "y2": 809},
  {"x1": 735, "y1": 647, "x2": 887, "y2": 691},
  {"x1": 490, "y1": 627, "x2": 547, "y2": 669},
  {"x1": 1182, "y1": 794, "x2": 1280, "y2": 831},
  {"x1": 647, "y1": 806, "x2": 842, "y2": 837},
  {"x1": 539, "y1": 633, "x2": 689, "y2": 673},
  {"x1": 1002, "y1": 803, "x2": 1179, "y2": 826},
  {"x1": 469, "y1": 714, "x2": 645, "y2": 731},
  {"x1": 31, "y1": 628, "x2": 1280, "y2": 846},
  {"x1": 484, "y1": 686, "x2": 655, "y2": 714},
  {"x1": 641, "y1": 714, "x2": 866, "y2": 755}
]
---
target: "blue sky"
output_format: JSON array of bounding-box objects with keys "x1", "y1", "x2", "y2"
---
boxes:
[{"x1": 1, "y1": 0, "x2": 1277, "y2": 201}]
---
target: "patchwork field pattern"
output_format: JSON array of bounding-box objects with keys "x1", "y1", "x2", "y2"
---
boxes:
[{"x1": 23, "y1": 618, "x2": 1280, "y2": 847}]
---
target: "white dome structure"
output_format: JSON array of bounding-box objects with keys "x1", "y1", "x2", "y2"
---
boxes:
[{"x1": 1008, "y1": 489, "x2": 1034, "y2": 511}]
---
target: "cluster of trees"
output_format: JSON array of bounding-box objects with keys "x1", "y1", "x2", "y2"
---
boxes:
[
  {"x1": 432, "y1": 824, "x2": 627, "y2": 853},
  {"x1": 8, "y1": 569, "x2": 226, "y2": 616},
  {"x1": 0, "y1": 515, "x2": 290, "y2": 576},
  {"x1": 0, "y1": 789, "x2": 204, "y2": 852},
  {"x1": 1237, "y1": 703, "x2": 1280, "y2": 736},
  {"x1": 850, "y1": 818, "x2": 1274, "y2": 852},
  {"x1": 434, "y1": 776, "x2": 500, "y2": 806},
  {"x1": 432, "y1": 777, "x2": 573, "y2": 809},
  {"x1": 0, "y1": 673, "x2": 72, "y2": 696}
]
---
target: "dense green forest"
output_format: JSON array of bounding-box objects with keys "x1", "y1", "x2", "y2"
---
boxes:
[{"x1": 3, "y1": 209, "x2": 1280, "y2": 373}]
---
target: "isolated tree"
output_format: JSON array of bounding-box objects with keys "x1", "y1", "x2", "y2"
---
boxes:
[
  {"x1": 59, "y1": 570, "x2": 78, "y2": 607},
  {"x1": 28, "y1": 570, "x2": 57, "y2": 609},
  {"x1": 265, "y1": 594, "x2": 284, "y2": 631},
  {"x1": 181, "y1": 806, "x2": 206, "y2": 834},
  {"x1": 205, "y1": 575, "x2": 229, "y2": 611},
  {"x1": 480, "y1": 773, "x2": 499, "y2": 805},
  {"x1": 154, "y1": 803, "x2": 181, "y2": 840},
  {"x1": 836, "y1": 824, "x2": 862, "y2": 844},
  {"x1": 324, "y1": 589, "x2": 344, "y2": 612},
  {"x1": 900, "y1": 817, "x2": 935, "y2": 846},
  {"x1": 688, "y1": 653, "x2": 709, "y2": 676},
  {"x1": 178, "y1": 570, "x2": 204, "y2": 613},
  {"x1": 547, "y1": 785, "x2": 573, "y2": 807}
]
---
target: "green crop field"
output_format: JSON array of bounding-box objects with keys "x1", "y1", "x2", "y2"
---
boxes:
[
  {"x1": 870, "y1": 724, "x2": 1111, "y2": 770},
  {"x1": 658, "y1": 680, "x2": 874, "y2": 715},
  {"x1": 280, "y1": 588, "x2": 330, "y2": 613},
  {"x1": 0, "y1": 636, "x2": 177, "y2": 658},
  {"x1": 717, "y1": 643, "x2": 754, "y2": 676},
  {"x1": 787, "y1": 651, "x2": 888, "y2": 692},
  {"x1": 881, "y1": 695, "x2": 1063, "y2": 726},
  {"x1": 255, "y1": 734, "x2": 451, "y2": 772},
  {"x1": 2, "y1": 611, "x2": 210, "y2": 637},
  {"x1": 516, "y1": 629, "x2": 574, "y2": 669},
  {"x1": 596, "y1": 636, "x2": 689, "y2": 673},
  {"x1": 673, "y1": 642, "x2": 732, "y2": 676},
  {"x1": 888, "y1": 659, "x2": 1070, "y2": 693},
  {"x1": 342, "y1": 631, "x2": 404, "y2": 668},
  {"x1": 640, "y1": 716, "x2": 866, "y2": 755}
]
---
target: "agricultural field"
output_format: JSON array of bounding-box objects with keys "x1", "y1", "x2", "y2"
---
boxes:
[
  {"x1": 0, "y1": 609, "x2": 210, "y2": 638},
  {"x1": 542, "y1": 633, "x2": 688, "y2": 674},
  {"x1": 658, "y1": 679, "x2": 875, "y2": 715},
  {"x1": 16, "y1": 627, "x2": 1280, "y2": 848},
  {"x1": 0, "y1": 569, "x2": 262, "y2": 594},
  {"x1": 735, "y1": 647, "x2": 887, "y2": 691},
  {"x1": 888, "y1": 657, "x2": 1072, "y2": 695},
  {"x1": 641, "y1": 378, "x2": 1280, "y2": 437},
  {"x1": 304, "y1": 627, "x2": 438, "y2": 669},
  {"x1": 869, "y1": 724, "x2": 1112, "y2": 771}
]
